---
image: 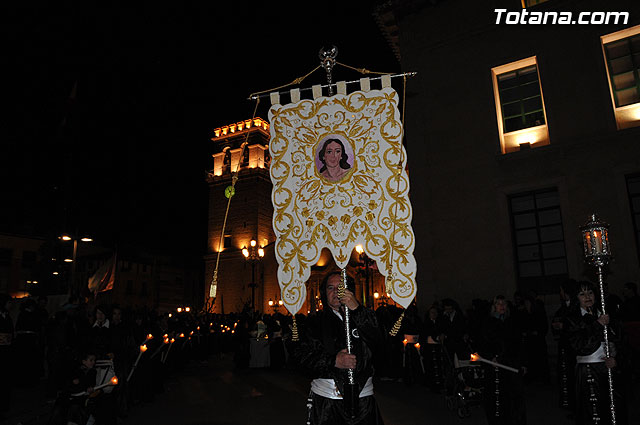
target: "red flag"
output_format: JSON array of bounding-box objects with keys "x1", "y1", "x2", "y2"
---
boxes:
[{"x1": 88, "y1": 254, "x2": 117, "y2": 295}]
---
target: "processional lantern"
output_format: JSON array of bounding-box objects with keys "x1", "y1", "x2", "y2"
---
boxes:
[
  {"x1": 580, "y1": 213, "x2": 612, "y2": 266},
  {"x1": 580, "y1": 213, "x2": 616, "y2": 424}
]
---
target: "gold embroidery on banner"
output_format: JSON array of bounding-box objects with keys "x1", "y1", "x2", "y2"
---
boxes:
[{"x1": 269, "y1": 88, "x2": 416, "y2": 313}]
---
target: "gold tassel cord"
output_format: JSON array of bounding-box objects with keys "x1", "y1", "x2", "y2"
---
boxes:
[
  {"x1": 208, "y1": 98, "x2": 261, "y2": 310},
  {"x1": 291, "y1": 315, "x2": 299, "y2": 342},
  {"x1": 248, "y1": 65, "x2": 322, "y2": 100},
  {"x1": 335, "y1": 61, "x2": 393, "y2": 76},
  {"x1": 389, "y1": 310, "x2": 405, "y2": 337}
]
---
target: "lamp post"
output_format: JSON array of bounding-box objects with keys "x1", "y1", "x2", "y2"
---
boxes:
[
  {"x1": 355, "y1": 244, "x2": 372, "y2": 307},
  {"x1": 60, "y1": 234, "x2": 92, "y2": 296},
  {"x1": 242, "y1": 239, "x2": 264, "y2": 311},
  {"x1": 580, "y1": 213, "x2": 616, "y2": 424}
]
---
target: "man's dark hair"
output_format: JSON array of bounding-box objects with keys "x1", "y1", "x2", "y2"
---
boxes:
[{"x1": 319, "y1": 271, "x2": 355, "y2": 309}]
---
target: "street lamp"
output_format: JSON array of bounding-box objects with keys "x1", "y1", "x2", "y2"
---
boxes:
[
  {"x1": 355, "y1": 244, "x2": 372, "y2": 307},
  {"x1": 242, "y1": 238, "x2": 265, "y2": 311},
  {"x1": 60, "y1": 233, "x2": 92, "y2": 295}
]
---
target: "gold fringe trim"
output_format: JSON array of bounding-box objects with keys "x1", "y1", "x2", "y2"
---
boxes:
[{"x1": 389, "y1": 311, "x2": 404, "y2": 337}]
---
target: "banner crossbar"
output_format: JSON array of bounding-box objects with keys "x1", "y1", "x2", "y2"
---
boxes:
[{"x1": 247, "y1": 71, "x2": 417, "y2": 101}]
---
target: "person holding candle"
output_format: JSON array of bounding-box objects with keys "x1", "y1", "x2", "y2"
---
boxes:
[
  {"x1": 88, "y1": 305, "x2": 113, "y2": 360},
  {"x1": 288, "y1": 271, "x2": 385, "y2": 425},
  {"x1": 479, "y1": 295, "x2": 527, "y2": 425},
  {"x1": 49, "y1": 349, "x2": 97, "y2": 425},
  {"x1": 420, "y1": 304, "x2": 445, "y2": 391},
  {"x1": 566, "y1": 280, "x2": 627, "y2": 425},
  {"x1": 551, "y1": 279, "x2": 578, "y2": 412}
]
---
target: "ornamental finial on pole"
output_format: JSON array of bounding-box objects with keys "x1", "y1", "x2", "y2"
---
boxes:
[{"x1": 319, "y1": 46, "x2": 338, "y2": 96}]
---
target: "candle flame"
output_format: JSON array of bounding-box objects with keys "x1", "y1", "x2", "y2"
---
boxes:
[
  {"x1": 164, "y1": 338, "x2": 169, "y2": 344},
  {"x1": 170, "y1": 338, "x2": 175, "y2": 343},
  {"x1": 147, "y1": 334, "x2": 153, "y2": 339},
  {"x1": 140, "y1": 344, "x2": 147, "y2": 352},
  {"x1": 179, "y1": 333, "x2": 185, "y2": 338},
  {"x1": 111, "y1": 376, "x2": 118, "y2": 385},
  {"x1": 403, "y1": 339, "x2": 408, "y2": 345},
  {"x1": 414, "y1": 343, "x2": 420, "y2": 349},
  {"x1": 470, "y1": 353, "x2": 480, "y2": 362}
]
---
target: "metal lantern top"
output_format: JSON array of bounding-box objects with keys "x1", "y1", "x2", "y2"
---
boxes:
[{"x1": 580, "y1": 213, "x2": 612, "y2": 265}]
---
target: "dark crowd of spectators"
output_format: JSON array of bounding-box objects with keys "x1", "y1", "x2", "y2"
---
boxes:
[
  {"x1": 0, "y1": 277, "x2": 638, "y2": 425},
  {"x1": 0, "y1": 294, "x2": 259, "y2": 425}
]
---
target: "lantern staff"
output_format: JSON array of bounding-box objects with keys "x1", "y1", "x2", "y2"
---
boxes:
[{"x1": 580, "y1": 213, "x2": 616, "y2": 424}]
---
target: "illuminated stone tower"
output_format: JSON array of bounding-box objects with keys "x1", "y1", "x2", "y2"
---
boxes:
[{"x1": 204, "y1": 118, "x2": 279, "y2": 313}]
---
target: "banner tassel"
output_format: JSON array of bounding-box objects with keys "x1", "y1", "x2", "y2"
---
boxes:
[
  {"x1": 291, "y1": 315, "x2": 299, "y2": 342},
  {"x1": 389, "y1": 310, "x2": 404, "y2": 337}
]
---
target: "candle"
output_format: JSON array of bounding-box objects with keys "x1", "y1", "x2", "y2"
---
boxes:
[
  {"x1": 415, "y1": 343, "x2": 425, "y2": 374},
  {"x1": 151, "y1": 338, "x2": 169, "y2": 359},
  {"x1": 72, "y1": 375, "x2": 118, "y2": 397},
  {"x1": 127, "y1": 345, "x2": 148, "y2": 382},
  {"x1": 402, "y1": 339, "x2": 407, "y2": 368},
  {"x1": 593, "y1": 230, "x2": 603, "y2": 254},
  {"x1": 470, "y1": 353, "x2": 519, "y2": 373},
  {"x1": 162, "y1": 338, "x2": 175, "y2": 364}
]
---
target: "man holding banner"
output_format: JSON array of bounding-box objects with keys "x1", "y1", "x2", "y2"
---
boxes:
[{"x1": 289, "y1": 271, "x2": 385, "y2": 425}]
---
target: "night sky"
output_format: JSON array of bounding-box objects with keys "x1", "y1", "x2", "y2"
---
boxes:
[{"x1": 3, "y1": 2, "x2": 399, "y2": 257}]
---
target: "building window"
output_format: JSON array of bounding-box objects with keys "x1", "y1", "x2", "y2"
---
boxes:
[
  {"x1": 509, "y1": 188, "x2": 568, "y2": 286},
  {"x1": 627, "y1": 173, "x2": 640, "y2": 260},
  {"x1": 224, "y1": 235, "x2": 232, "y2": 249},
  {"x1": 602, "y1": 25, "x2": 640, "y2": 129},
  {"x1": 492, "y1": 57, "x2": 550, "y2": 154}
]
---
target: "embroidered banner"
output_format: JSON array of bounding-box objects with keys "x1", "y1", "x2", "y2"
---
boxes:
[{"x1": 269, "y1": 85, "x2": 417, "y2": 314}]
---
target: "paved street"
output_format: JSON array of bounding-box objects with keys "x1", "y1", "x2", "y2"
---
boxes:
[
  {"x1": 6, "y1": 351, "x2": 639, "y2": 425},
  {"x1": 120, "y1": 354, "x2": 576, "y2": 425}
]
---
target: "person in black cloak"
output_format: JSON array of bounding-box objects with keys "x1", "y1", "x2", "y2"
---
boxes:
[
  {"x1": 288, "y1": 271, "x2": 385, "y2": 425},
  {"x1": 566, "y1": 280, "x2": 627, "y2": 425},
  {"x1": 480, "y1": 295, "x2": 527, "y2": 425}
]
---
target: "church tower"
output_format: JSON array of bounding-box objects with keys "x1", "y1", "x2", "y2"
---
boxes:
[{"x1": 204, "y1": 118, "x2": 278, "y2": 313}]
